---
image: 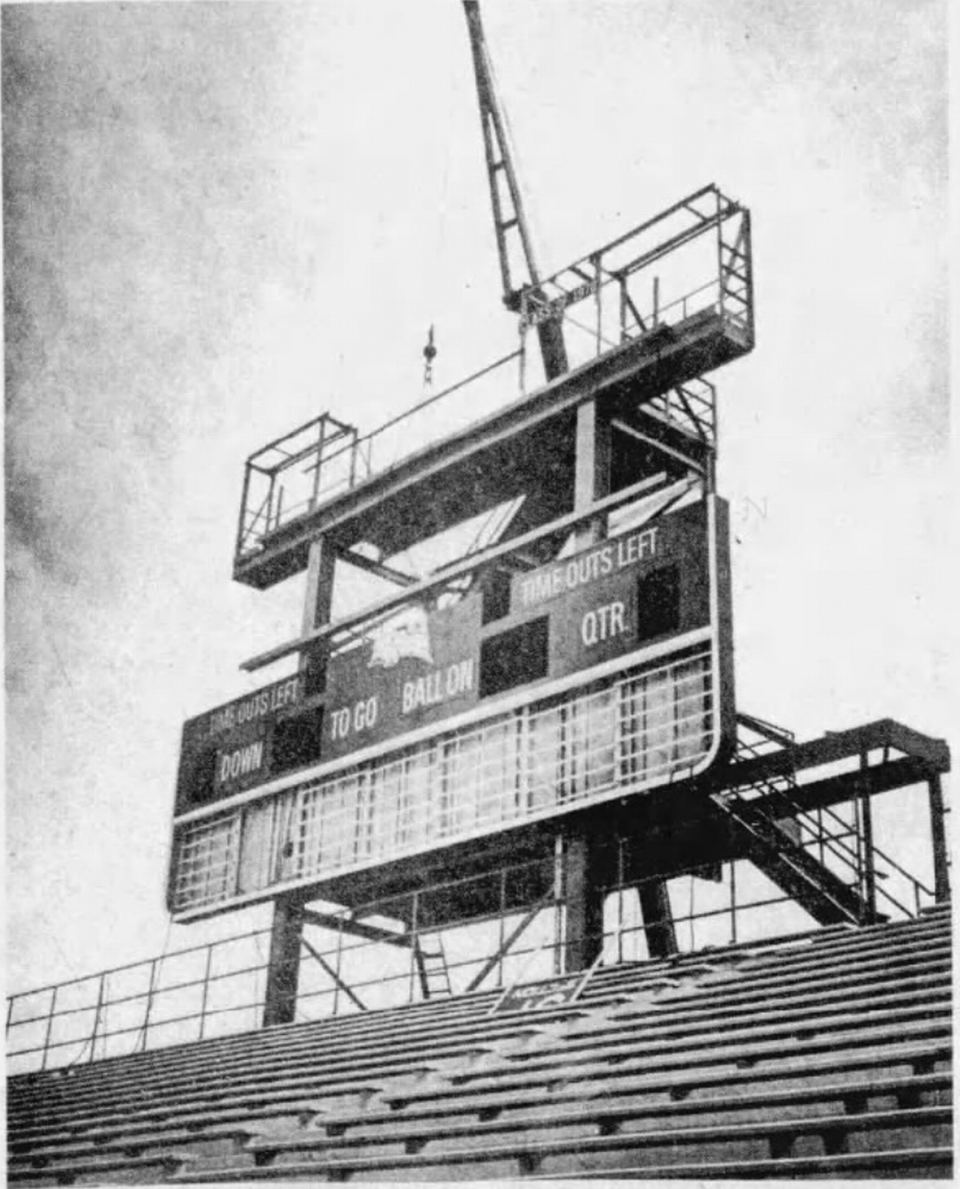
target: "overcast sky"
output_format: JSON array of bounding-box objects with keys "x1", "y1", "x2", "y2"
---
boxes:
[{"x1": 5, "y1": 0, "x2": 948, "y2": 996}]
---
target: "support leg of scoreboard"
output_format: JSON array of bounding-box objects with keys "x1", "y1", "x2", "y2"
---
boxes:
[
  {"x1": 562, "y1": 836, "x2": 605, "y2": 972},
  {"x1": 638, "y1": 880, "x2": 679, "y2": 958},
  {"x1": 261, "y1": 534, "x2": 338, "y2": 1026},
  {"x1": 262, "y1": 898, "x2": 304, "y2": 1027}
]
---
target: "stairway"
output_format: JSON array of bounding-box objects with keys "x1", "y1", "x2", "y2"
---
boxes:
[
  {"x1": 715, "y1": 790, "x2": 881, "y2": 925},
  {"x1": 714, "y1": 717, "x2": 887, "y2": 926}
]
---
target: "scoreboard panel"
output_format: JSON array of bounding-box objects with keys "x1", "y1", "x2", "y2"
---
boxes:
[{"x1": 168, "y1": 495, "x2": 733, "y2": 920}]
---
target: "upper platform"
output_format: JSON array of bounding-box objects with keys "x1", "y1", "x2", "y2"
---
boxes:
[{"x1": 234, "y1": 184, "x2": 753, "y2": 590}]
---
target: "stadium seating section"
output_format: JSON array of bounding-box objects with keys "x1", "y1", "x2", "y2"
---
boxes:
[{"x1": 7, "y1": 904, "x2": 952, "y2": 1182}]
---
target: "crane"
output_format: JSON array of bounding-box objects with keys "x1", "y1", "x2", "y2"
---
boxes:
[{"x1": 462, "y1": 1, "x2": 569, "y2": 382}]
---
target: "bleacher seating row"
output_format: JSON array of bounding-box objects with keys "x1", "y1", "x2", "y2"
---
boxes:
[{"x1": 7, "y1": 904, "x2": 952, "y2": 1183}]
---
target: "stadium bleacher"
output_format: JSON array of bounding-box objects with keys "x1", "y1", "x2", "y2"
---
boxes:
[{"x1": 7, "y1": 904, "x2": 952, "y2": 1183}]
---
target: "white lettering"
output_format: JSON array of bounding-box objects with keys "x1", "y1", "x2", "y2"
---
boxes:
[
  {"x1": 401, "y1": 659, "x2": 475, "y2": 716},
  {"x1": 330, "y1": 696, "x2": 379, "y2": 743},
  {"x1": 519, "y1": 528, "x2": 663, "y2": 611},
  {"x1": 581, "y1": 600, "x2": 627, "y2": 648},
  {"x1": 218, "y1": 740, "x2": 264, "y2": 785}
]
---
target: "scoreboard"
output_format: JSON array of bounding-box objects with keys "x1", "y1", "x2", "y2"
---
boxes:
[{"x1": 168, "y1": 494, "x2": 732, "y2": 919}]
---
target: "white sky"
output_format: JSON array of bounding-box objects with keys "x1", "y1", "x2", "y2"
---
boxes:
[{"x1": 5, "y1": 0, "x2": 949, "y2": 996}]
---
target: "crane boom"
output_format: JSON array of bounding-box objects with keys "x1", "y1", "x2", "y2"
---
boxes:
[{"x1": 462, "y1": 0, "x2": 569, "y2": 380}]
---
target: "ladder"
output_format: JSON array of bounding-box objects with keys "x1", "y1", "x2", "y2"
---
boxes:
[{"x1": 414, "y1": 934, "x2": 452, "y2": 1000}]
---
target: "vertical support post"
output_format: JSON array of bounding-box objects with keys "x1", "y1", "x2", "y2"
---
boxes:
[
  {"x1": 41, "y1": 986, "x2": 58, "y2": 1072},
  {"x1": 236, "y1": 460, "x2": 253, "y2": 559},
  {"x1": 852, "y1": 796, "x2": 865, "y2": 902},
  {"x1": 619, "y1": 275, "x2": 627, "y2": 343},
  {"x1": 348, "y1": 429, "x2": 359, "y2": 490},
  {"x1": 563, "y1": 836, "x2": 604, "y2": 972},
  {"x1": 928, "y1": 773, "x2": 950, "y2": 904},
  {"x1": 333, "y1": 916, "x2": 345, "y2": 1017},
  {"x1": 198, "y1": 945, "x2": 214, "y2": 1040},
  {"x1": 519, "y1": 296, "x2": 528, "y2": 392},
  {"x1": 593, "y1": 253, "x2": 602, "y2": 357},
  {"x1": 89, "y1": 973, "x2": 106, "y2": 1064},
  {"x1": 311, "y1": 417, "x2": 327, "y2": 509},
  {"x1": 274, "y1": 484, "x2": 284, "y2": 533},
  {"x1": 743, "y1": 211, "x2": 755, "y2": 344},
  {"x1": 301, "y1": 532, "x2": 336, "y2": 703},
  {"x1": 638, "y1": 879, "x2": 678, "y2": 959},
  {"x1": 497, "y1": 869, "x2": 507, "y2": 987},
  {"x1": 715, "y1": 189, "x2": 724, "y2": 317},
  {"x1": 729, "y1": 861, "x2": 737, "y2": 945},
  {"x1": 553, "y1": 835, "x2": 564, "y2": 976},
  {"x1": 262, "y1": 899, "x2": 304, "y2": 1028},
  {"x1": 859, "y1": 752, "x2": 877, "y2": 921},
  {"x1": 408, "y1": 890, "x2": 419, "y2": 1004},
  {"x1": 140, "y1": 959, "x2": 158, "y2": 1054},
  {"x1": 616, "y1": 839, "x2": 625, "y2": 965},
  {"x1": 302, "y1": 538, "x2": 336, "y2": 642},
  {"x1": 653, "y1": 275, "x2": 660, "y2": 327},
  {"x1": 266, "y1": 471, "x2": 277, "y2": 532}
]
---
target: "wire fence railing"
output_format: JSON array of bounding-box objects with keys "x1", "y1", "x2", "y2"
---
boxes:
[{"x1": 7, "y1": 821, "x2": 924, "y2": 1078}]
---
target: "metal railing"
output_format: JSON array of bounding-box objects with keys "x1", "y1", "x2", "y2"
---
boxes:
[
  {"x1": 9, "y1": 842, "x2": 883, "y2": 1076},
  {"x1": 6, "y1": 927, "x2": 273, "y2": 1074},
  {"x1": 517, "y1": 183, "x2": 751, "y2": 379},
  {"x1": 732, "y1": 722, "x2": 935, "y2": 919},
  {"x1": 236, "y1": 352, "x2": 521, "y2": 559},
  {"x1": 235, "y1": 185, "x2": 750, "y2": 561}
]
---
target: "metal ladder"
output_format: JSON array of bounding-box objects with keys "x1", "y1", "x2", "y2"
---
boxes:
[{"x1": 414, "y1": 934, "x2": 453, "y2": 1000}]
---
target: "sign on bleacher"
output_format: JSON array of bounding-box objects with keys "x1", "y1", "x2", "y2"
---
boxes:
[{"x1": 491, "y1": 974, "x2": 583, "y2": 1015}]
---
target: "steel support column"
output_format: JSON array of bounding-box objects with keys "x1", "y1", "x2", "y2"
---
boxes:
[
  {"x1": 562, "y1": 836, "x2": 605, "y2": 972},
  {"x1": 928, "y1": 773, "x2": 950, "y2": 903},
  {"x1": 638, "y1": 879, "x2": 678, "y2": 958},
  {"x1": 262, "y1": 899, "x2": 304, "y2": 1028},
  {"x1": 559, "y1": 401, "x2": 614, "y2": 971}
]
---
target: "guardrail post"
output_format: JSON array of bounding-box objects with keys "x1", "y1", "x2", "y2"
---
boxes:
[
  {"x1": 333, "y1": 917, "x2": 345, "y2": 1017},
  {"x1": 89, "y1": 973, "x2": 106, "y2": 1064},
  {"x1": 141, "y1": 959, "x2": 158, "y2": 1054},
  {"x1": 198, "y1": 945, "x2": 214, "y2": 1040},
  {"x1": 859, "y1": 753, "x2": 877, "y2": 920},
  {"x1": 593, "y1": 252, "x2": 602, "y2": 356},
  {"x1": 715, "y1": 189, "x2": 724, "y2": 317},
  {"x1": 348, "y1": 429, "x2": 358, "y2": 489},
  {"x1": 41, "y1": 986, "x2": 58, "y2": 1072}
]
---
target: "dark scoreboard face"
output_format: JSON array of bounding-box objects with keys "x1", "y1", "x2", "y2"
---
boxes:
[
  {"x1": 175, "y1": 498, "x2": 722, "y2": 813},
  {"x1": 322, "y1": 498, "x2": 715, "y2": 757}
]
